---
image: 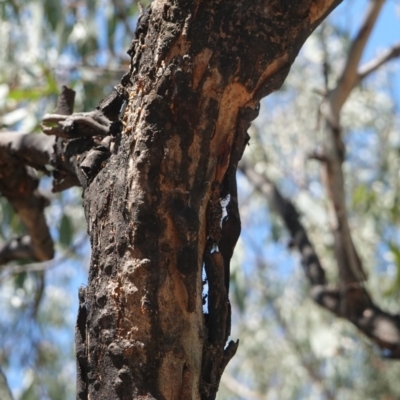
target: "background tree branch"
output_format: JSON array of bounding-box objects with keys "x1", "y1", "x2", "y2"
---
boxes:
[
  {"x1": 330, "y1": 0, "x2": 385, "y2": 114},
  {"x1": 241, "y1": 162, "x2": 400, "y2": 358},
  {"x1": 357, "y1": 41, "x2": 400, "y2": 82},
  {"x1": 0, "y1": 144, "x2": 53, "y2": 263},
  {"x1": 316, "y1": 0, "x2": 392, "y2": 289}
]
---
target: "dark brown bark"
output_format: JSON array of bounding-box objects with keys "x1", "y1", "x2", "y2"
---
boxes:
[
  {"x1": 74, "y1": 1, "x2": 342, "y2": 399},
  {"x1": 0, "y1": 0, "x2": 342, "y2": 397}
]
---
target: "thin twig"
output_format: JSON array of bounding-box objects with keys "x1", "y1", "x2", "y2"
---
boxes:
[{"x1": 357, "y1": 42, "x2": 400, "y2": 82}]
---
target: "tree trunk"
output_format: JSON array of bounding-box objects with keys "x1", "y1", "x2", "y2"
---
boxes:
[{"x1": 76, "y1": 1, "x2": 341, "y2": 399}]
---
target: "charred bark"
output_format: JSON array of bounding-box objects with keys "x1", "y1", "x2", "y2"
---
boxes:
[{"x1": 75, "y1": 1, "x2": 341, "y2": 399}]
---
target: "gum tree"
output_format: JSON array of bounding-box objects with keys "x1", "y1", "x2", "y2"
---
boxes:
[{"x1": 0, "y1": 1, "x2": 344, "y2": 398}]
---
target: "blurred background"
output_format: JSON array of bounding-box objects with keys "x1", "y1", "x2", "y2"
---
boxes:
[{"x1": 0, "y1": 0, "x2": 399, "y2": 399}]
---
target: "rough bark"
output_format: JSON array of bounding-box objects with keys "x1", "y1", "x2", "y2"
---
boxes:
[{"x1": 74, "y1": 1, "x2": 342, "y2": 399}]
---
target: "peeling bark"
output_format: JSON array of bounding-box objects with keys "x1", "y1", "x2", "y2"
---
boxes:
[
  {"x1": 0, "y1": 0, "x2": 342, "y2": 397},
  {"x1": 76, "y1": 1, "x2": 341, "y2": 399}
]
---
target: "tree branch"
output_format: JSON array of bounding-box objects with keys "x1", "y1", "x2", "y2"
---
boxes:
[
  {"x1": 357, "y1": 42, "x2": 400, "y2": 82},
  {"x1": 330, "y1": 0, "x2": 385, "y2": 115},
  {"x1": 0, "y1": 86, "x2": 77, "y2": 265},
  {"x1": 41, "y1": 110, "x2": 111, "y2": 139},
  {"x1": 0, "y1": 131, "x2": 55, "y2": 171},
  {"x1": 316, "y1": 2, "x2": 386, "y2": 286},
  {"x1": 0, "y1": 84, "x2": 117, "y2": 266},
  {"x1": 241, "y1": 162, "x2": 400, "y2": 359},
  {"x1": 0, "y1": 147, "x2": 54, "y2": 262}
]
